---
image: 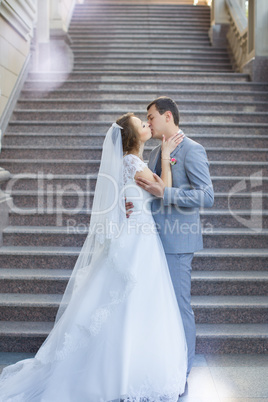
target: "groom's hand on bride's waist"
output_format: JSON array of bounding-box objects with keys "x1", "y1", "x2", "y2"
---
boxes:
[{"x1": 136, "y1": 174, "x2": 165, "y2": 198}]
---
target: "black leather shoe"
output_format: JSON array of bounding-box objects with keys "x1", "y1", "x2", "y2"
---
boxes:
[{"x1": 179, "y1": 380, "x2": 188, "y2": 398}]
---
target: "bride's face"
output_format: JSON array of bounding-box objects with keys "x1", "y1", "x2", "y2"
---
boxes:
[{"x1": 131, "y1": 116, "x2": 152, "y2": 143}]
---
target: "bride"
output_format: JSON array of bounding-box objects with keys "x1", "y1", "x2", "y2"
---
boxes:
[{"x1": 0, "y1": 113, "x2": 187, "y2": 401}]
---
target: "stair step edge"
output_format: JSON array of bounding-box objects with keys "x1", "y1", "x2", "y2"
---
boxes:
[
  {"x1": 1, "y1": 269, "x2": 267, "y2": 281},
  {"x1": 0, "y1": 322, "x2": 267, "y2": 337},
  {"x1": 3, "y1": 226, "x2": 268, "y2": 235},
  {"x1": 0, "y1": 247, "x2": 267, "y2": 257},
  {"x1": 0, "y1": 293, "x2": 266, "y2": 306}
]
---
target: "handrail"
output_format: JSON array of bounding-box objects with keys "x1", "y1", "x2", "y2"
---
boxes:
[
  {"x1": 225, "y1": 0, "x2": 247, "y2": 35},
  {"x1": 0, "y1": 168, "x2": 11, "y2": 246},
  {"x1": 0, "y1": 0, "x2": 36, "y2": 40},
  {"x1": 225, "y1": 0, "x2": 255, "y2": 72}
]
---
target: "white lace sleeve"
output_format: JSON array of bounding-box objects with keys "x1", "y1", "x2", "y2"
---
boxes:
[{"x1": 123, "y1": 154, "x2": 147, "y2": 184}]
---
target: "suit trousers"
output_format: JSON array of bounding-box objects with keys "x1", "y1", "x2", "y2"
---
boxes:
[{"x1": 165, "y1": 253, "x2": 196, "y2": 375}]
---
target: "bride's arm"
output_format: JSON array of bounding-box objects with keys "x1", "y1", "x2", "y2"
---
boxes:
[
  {"x1": 160, "y1": 158, "x2": 172, "y2": 187},
  {"x1": 134, "y1": 166, "x2": 157, "y2": 183},
  {"x1": 135, "y1": 133, "x2": 183, "y2": 187},
  {"x1": 160, "y1": 135, "x2": 175, "y2": 187}
]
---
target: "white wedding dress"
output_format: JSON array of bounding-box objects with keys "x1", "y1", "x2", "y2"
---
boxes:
[{"x1": 0, "y1": 154, "x2": 187, "y2": 402}]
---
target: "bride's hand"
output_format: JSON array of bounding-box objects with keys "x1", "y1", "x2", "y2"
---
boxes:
[{"x1": 161, "y1": 132, "x2": 184, "y2": 159}]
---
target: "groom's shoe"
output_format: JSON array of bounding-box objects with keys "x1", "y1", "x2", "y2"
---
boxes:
[{"x1": 179, "y1": 381, "x2": 188, "y2": 398}]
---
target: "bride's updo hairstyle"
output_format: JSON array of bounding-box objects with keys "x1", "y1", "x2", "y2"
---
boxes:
[{"x1": 116, "y1": 112, "x2": 139, "y2": 154}]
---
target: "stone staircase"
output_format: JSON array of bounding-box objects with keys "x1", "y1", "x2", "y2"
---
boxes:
[{"x1": 0, "y1": 1, "x2": 267, "y2": 355}]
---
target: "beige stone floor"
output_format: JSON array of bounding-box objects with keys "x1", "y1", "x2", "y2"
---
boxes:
[
  {"x1": 181, "y1": 354, "x2": 268, "y2": 402},
  {"x1": 0, "y1": 353, "x2": 268, "y2": 401}
]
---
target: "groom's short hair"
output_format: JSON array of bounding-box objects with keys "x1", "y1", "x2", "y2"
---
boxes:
[{"x1": 147, "y1": 97, "x2": 179, "y2": 126}]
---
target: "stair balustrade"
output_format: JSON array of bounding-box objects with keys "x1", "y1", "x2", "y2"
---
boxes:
[
  {"x1": 0, "y1": 168, "x2": 11, "y2": 246},
  {"x1": 225, "y1": 0, "x2": 255, "y2": 72}
]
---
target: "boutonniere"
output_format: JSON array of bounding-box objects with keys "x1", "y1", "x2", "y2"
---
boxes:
[{"x1": 170, "y1": 158, "x2": 177, "y2": 166}]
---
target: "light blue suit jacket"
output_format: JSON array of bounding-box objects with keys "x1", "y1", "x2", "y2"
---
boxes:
[{"x1": 148, "y1": 136, "x2": 214, "y2": 254}]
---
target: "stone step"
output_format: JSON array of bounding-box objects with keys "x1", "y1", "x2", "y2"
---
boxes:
[
  {"x1": 70, "y1": 36, "x2": 213, "y2": 45},
  {"x1": 69, "y1": 30, "x2": 209, "y2": 37},
  {"x1": 71, "y1": 14, "x2": 210, "y2": 20},
  {"x1": 71, "y1": 34, "x2": 210, "y2": 43},
  {"x1": 0, "y1": 293, "x2": 266, "y2": 324},
  {"x1": 71, "y1": 12, "x2": 210, "y2": 19},
  {"x1": 2, "y1": 146, "x2": 267, "y2": 162},
  {"x1": 71, "y1": 14, "x2": 209, "y2": 19},
  {"x1": 72, "y1": 65, "x2": 232, "y2": 72},
  {"x1": 195, "y1": 323, "x2": 268, "y2": 354},
  {"x1": 4, "y1": 190, "x2": 268, "y2": 212},
  {"x1": 192, "y1": 296, "x2": 268, "y2": 324},
  {"x1": 0, "y1": 269, "x2": 71, "y2": 294},
  {"x1": 1, "y1": 268, "x2": 267, "y2": 296},
  {"x1": 69, "y1": 44, "x2": 228, "y2": 52},
  {"x1": 71, "y1": 16, "x2": 209, "y2": 22},
  {"x1": 72, "y1": 7, "x2": 209, "y2": 13},
  {"x1": 214, "y1": 192, "x2": 267, "y2": 210},
  {"x1": 72, "y1": 8, "x2": 210, "y2": 13},
  {"x1": 77, "y1": 1, "x2": 206, "y2": 5},
  {"x1": 6, "y1": 121, "x2": 268, "y2": 135},
  {"x1": 70, "y1": 48, "x2": 228, "y2": 55},
  {"x1": 72, "y1": 55, "x2": 227, "y2": 62},
  {"x1": 0, "y1": 321, "x2": 266, "y2": 354},
  {"x1": 0, "y1": 246, "x2": 80, "y2": 270},
  {"x1": 71, "y1": 19, "x2": 210, "y2": 25},
  {"x1": 6, "y1": 209, "x2": 268, "y2": 229},
  {"x1": 73, "y1": 6, "x2": 210, "y2": 13},
  {"x1": 3, "y1": 133, "x2": 268, "y2": 149},
  {"x1": 70, "y1": 29, "x2": 211, "y2": 36},
  {"x1": 22, "y1": 80, "x2": 267, "y2": 92},
  {"x1": 0, "y1": 293, "x2": 61, "y2": 322},
  {"x1": 27, "y1": 71, "x2": 248, "y2": 83},
  {"x1": 71, "y1": 38, "x2": 211, "y2": 47},
  {"x1": 3, "y1": 226, "x2": 268, "y2": 248},
  {"x1": 73, "y1": 3, "x2": 209, "y2": 9},
  {"x1": 16, "y1": 100, "x2": 268, "y2": 113},
  {"x1": 71, "y1": 23, "x2": 210, "y2": 29},
  {"x1": 70, "y1": 28, "x2": 211, "y2": 36},
  {"x1": 70, "y1": 16, "x2": 210, "y2": 23},
  {"x1": 7, "y1": 210, "x2": 91, "y2": 227},
  {"x1": 71, "y1": 16, "x2": 210, "y2": 22},
  {"x1": 10, "y1": 110, "x2": 268, "y2": 124},
  {"x1": 0, "y1": 246, "x2": 266, "y2": 271},
  {"x1": 1, "y1": 159, "x2": 267, "y2": 176},
  {"x1": 70, "y1": 19, "x2": 211, "y2": 27},
  {"x1": 191, "y1": 271, "x2": 268, "y2": 296},
  {"x1": 18, "y1": 89, "x2": 268, "y2": 102},
  {"x1": 77, "y1": 8, "x2": 208, "y2": 16},
  {"x1": 0, "y1": 321, "x2": 53, "y2": 353},
  {"x1": 194, "y1": 249, "x2": 268, "y2": 271},
  {"x1": 69, "y1": 17, "x2": 210, "y2": 23},
  {"x1": 26, "y1": 72, "x2": 246, "y2": 83},
  {"x1": 70, "y1": 17, "x2": 210, "y2": 23},
  {"x1": 2, "y1": 173, "x2": 267, "y2": 193}
]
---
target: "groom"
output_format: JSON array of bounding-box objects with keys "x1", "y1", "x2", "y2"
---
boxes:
[{"x1": 133, "y1": 97, "x2": 214, "y2": 376}]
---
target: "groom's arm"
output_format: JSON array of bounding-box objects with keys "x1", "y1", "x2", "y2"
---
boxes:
[{"x1": 163, "y1": 145, "x2": 214, "y2": 208}]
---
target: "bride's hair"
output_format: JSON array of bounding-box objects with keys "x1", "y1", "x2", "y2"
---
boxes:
[{"x1": 116, "y1": 112, "x2": 139, "y2": 154}]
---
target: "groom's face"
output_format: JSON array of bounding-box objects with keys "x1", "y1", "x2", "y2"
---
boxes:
[{"x1": 147, "y1": 104, "x2": 167, "y2": 140}]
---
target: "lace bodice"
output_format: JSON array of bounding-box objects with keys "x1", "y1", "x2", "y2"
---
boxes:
[
  {"x1": 123, "y1": 154, "x2": 147, "y2": 185},
  {"x1": 123, "y1": 154, "x2": 155, "y2": 225}
]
